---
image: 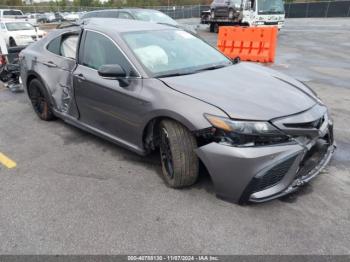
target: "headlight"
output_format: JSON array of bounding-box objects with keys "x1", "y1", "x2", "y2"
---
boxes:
[{"x1": 204, "y1": 114, "x2": 290, "y2": 147}]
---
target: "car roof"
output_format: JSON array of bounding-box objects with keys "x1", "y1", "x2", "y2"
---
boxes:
[{"x1": 83, "y1": 18, "x2": 176, "y2": 33}]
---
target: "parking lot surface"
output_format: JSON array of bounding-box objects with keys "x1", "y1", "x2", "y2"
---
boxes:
[{"x1": 0, "y1": 18, "x2": 349, "y2": 255}]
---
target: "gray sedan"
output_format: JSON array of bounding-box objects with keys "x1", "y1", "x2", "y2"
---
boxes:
[{"x1": 19, "y1": 19, "x2": 335, "y2": 204}]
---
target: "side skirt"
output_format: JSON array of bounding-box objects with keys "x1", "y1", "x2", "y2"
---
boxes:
[{"x1": 53, "y1": 110, "x2": 147, "y2": 156}]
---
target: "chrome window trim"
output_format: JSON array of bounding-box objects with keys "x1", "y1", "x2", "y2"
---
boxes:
[{"x1": 78, "y1": 65, "x2": 141, "y2": 80}]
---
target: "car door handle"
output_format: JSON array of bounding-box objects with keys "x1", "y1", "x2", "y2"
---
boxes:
[
  {"x1": 74, "y1": 73, "x2": 86, "y2": 81},
  {"x1": 42, "y1": 61, "x2": 57, "y2": 68}
]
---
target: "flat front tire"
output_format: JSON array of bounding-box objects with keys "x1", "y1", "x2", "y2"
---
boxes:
[
  {"x1": 28, "y1": 79, "x2": 55, "y2": 121},
  {"x1": 159, "y1": 120, "x2": 199, "y2": 188}
]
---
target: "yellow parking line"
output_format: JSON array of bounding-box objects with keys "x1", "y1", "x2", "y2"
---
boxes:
[{"x1": 0, "y1": 152, "x2": 17, "y2": 169}]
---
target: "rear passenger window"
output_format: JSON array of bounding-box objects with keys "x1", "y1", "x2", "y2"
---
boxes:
[
  {"x1": 80, "y1": 31, "x2": 136, "y2": 76},
  {"x1": 118, "y1": 12, "x2": 133, "y2": 19},
  {"x1": 60, "y1": 35, "x2": 79, "y2": 59},
  {"x1": 47, "y1": 36, "x2": 61, "y2": 55},
  {"x1": 47, "y1": 34, "x2": 79, "y2": 59},
  {"x1": 99, "y1": 11, "x2": 119, "y2": 18}
]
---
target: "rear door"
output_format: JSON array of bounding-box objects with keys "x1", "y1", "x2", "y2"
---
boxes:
[
  {"x1": 39, "y1": 30, "x2": 81, "y2": 117},
  {"x1": 73, "y1": 30, "x2": 143, "y2": 145}
]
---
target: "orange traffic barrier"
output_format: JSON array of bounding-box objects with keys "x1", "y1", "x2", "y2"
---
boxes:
[{"x1": 217, "y1": 26, "x2": 278, "y2": 63}]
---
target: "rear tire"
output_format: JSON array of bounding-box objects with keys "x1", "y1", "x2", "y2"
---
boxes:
[
  {"x1": 159, "y1": 120, "x2": 199, "y2": 188},
  {"x1": 28, "y1": 79, "x2": 55, "y2": 121}
]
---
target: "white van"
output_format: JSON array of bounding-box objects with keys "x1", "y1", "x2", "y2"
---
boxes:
[{"x1": 0, "y1": 9, "x2": 25, "y2": 19}]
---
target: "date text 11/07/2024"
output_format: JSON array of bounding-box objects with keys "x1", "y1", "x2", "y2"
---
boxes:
[{"x1": 127, "y1": 255, "x2": 220, "y2": 261}]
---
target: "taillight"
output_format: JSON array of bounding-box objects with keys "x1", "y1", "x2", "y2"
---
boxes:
[{"x1": 0, "y1": 55, "x2": 6, "y2": 65}]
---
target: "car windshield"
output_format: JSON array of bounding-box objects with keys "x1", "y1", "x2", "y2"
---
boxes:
[
  {"x1": 258, "y1": 0, "x2": 284, "y2": 14},
  {"x1": 6, "y1": 22, "x2": 35, "y2": 31},
  {"x1": 122, "y1": 29, "x2": 231, "y2": 77},
  {"x1": 133, "y1": 10, "x2": 177, "y2": 26},
  {"x1": 3, "y1": 10, "x2": 23, "y2": 16}
]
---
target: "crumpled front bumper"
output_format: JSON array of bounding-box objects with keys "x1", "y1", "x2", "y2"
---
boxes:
[
  {"x1": 195, "y1": 105, "x2": 335, "y2": 204},
  {"x1": 196, "y1": 140, "x2": 335, "y2": 204}
]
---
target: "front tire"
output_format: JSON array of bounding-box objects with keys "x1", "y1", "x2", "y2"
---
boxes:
[
  {"x1": 28, "y1": 79, "x2": 55, "y2": 121},
  {"x1": 228, "y1": 9, "x2": 234, "y2": 19},
  {"x1": 210, "y1": 9, "x2": 215, "y2": 19},
  {"x1": 213, "y1": 23, "x2": 219, "y2": 33},
  {"x1": 159, "y1": 120, "x2": 199, "y2": 188},
  {"x1": 9, "y1": 38, "x2": 16, "y2": 47}
]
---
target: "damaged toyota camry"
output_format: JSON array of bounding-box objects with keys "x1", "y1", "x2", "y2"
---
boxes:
[{"x1": 20, "y1": 19, "x2": 335, "y2": 204}]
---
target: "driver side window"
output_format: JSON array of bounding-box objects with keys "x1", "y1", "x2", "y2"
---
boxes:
[{"x1": 79, "y1": 30, "x2": 136, "y2": 76}]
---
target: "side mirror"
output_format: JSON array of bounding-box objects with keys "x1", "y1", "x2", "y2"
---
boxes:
[
  {"x1": 98, "y1": 64, "x2": 130, "y2": 87},
  {"x1": 98, "y1": 64, "x2": 126, "y2": 78}
]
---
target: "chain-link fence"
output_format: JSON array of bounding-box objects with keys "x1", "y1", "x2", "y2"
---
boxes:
[
  {"x1": 0, "y1": 4, "x2": 210, "y2": 18},
  {"x1": 153, "y1": 5, "x2": 210, "y2": 19},
  {"x1": 1, "y1": 1, "x2": 350, "y2": 19},
  {"x1": 285, "y1": 0, "x2": 350, "y2": 17}
]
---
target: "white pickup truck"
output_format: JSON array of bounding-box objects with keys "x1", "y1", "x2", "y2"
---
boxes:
[{"x1": 202, "y1": 0, "x2": 285, "y2": 33}]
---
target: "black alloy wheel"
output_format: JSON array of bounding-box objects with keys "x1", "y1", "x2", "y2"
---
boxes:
[{"x1": 28, "y1": 79, "x2": 55, "y2": 121}]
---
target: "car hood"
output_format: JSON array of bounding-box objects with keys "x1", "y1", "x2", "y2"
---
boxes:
[
  {"x1": 160, "y1": 62, "x2": 318, "y2": 120},
  {"x1": 11, "y1": 30, "x2": 36, "y2": 37}
]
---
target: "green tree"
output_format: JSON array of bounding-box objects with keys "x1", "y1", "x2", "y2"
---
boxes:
[
  {"x1": 49, "y1": 0, "x2": 56, "y2": 12},
  {"x1": 80, "y1": 0, "x2": 94, "y2": 6},
  {"x1": 5, "y1": 0, "x2": 22, "y2": 6},
  {"x1": 58, "y1": 0, "x2": 67, "y2": 9}
]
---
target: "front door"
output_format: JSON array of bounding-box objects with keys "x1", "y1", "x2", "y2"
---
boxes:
[{"x1": 73, "y1": 30, "x2": 143, "y2": 146}]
